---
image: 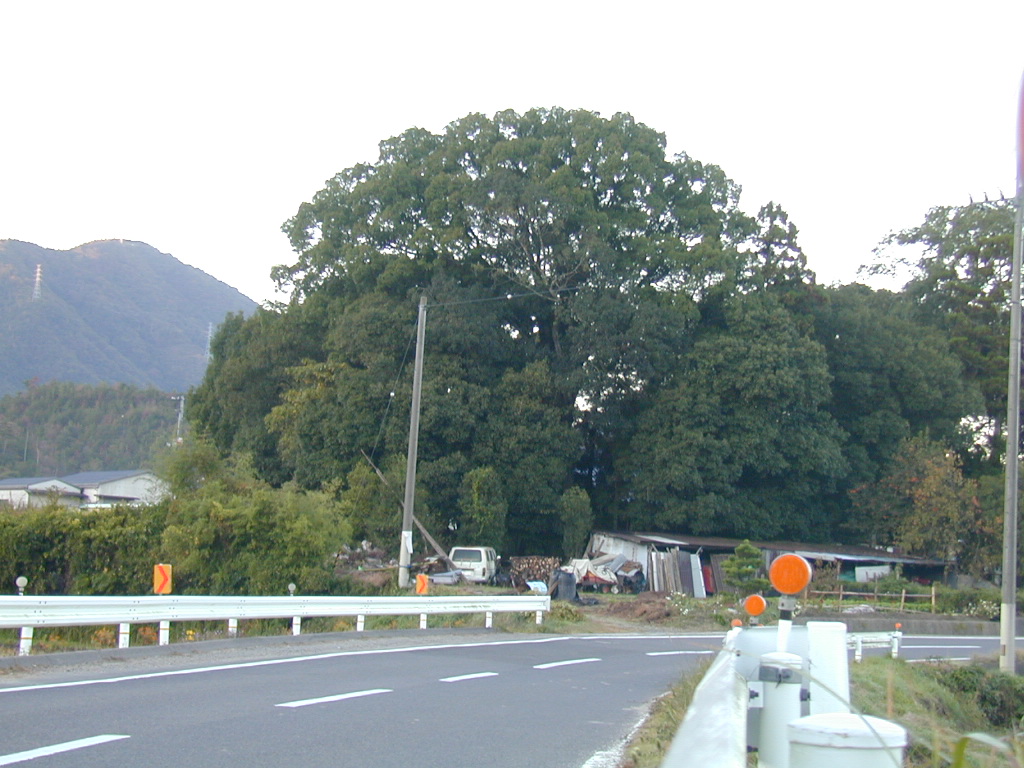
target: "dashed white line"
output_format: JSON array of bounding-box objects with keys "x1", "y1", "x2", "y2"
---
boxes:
[
  {"x1": 276, "y1": 688, "x2": 392, "y2": 708},
  {"x1": 534, "y1": 658, "x2": 601, "y2": 669},
  {"x1": 440, "y1": 672, "x2": 499, "y2": 683},
  {"x1": 0, "y1": 735, "x2": 129, "y2": 766},
  {"x1": 646, "y1": 650, "x2": 715, "y2": 657}
]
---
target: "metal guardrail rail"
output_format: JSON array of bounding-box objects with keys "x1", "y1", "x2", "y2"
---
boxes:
[{"x1": 0, "y1": 594, "x2": 551, "y2": 655}]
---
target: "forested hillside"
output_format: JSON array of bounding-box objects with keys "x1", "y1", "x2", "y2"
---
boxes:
[
  {"x1": 0, "y1": 239, "x2": 256, "y2": 396},
  {"x1": 186, "y1": 108, "x2": 1015, "y2": 574},
  {"x1": 0, "y1": 382, "x2": 180, "y2": 478}
]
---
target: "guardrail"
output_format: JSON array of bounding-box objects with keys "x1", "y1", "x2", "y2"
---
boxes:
[
  {"x1": 0, "y1": 594, "x2": 551, "y2": 656},
  {"x1": 848, "y1": 630, "x2": 901, "y2": 663}
]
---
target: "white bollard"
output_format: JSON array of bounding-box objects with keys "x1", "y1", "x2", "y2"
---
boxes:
[
  {"x1": 485, "y1": 610, "x2": 493, "y2": 629},
  {"x1": 159, "y1": 620, "x2": 170, "y2": 646},
  {"x1": 788, "y1": 713, "x2": 906, "y2": 768},
  {"x1": 854, "y1": 636, "x2": 864, "y2": 663},
  {"x1": 356, "y1": 614, "x2": 365, "y2": 632},
  {"x1": 806, "y1": 622, "x2": 850, "y2": 715},
  {"x1": 758, "y1": 651, "x2": 803, "y2": 768},
  {"x1": 419, "y1": 613, "x2": 427, "y2": 629},
  {"x1": 535, "y1": 610, "x2": 543, "y2": 625},
  {"x1": 890, "y1": 631, "x2": 902, "y2": 659},
  {"x1": 118, "y1": 623, "x2": 131, "y2": 649},
  {"x1": 228, "y1": 618, "x2": 238, "y2": 638},
  {"x1": 291, "y1": 616, "x2": 301, "y2": 636},
  {"x1": 18, "y1": 626, "x2": 33, "y2": 656}
]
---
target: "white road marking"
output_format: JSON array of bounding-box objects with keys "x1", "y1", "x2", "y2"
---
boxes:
[
  {"x1": 534, "y1": 658, "x2": 601, "y2": 669},
  {"x1": 276, "y1": 688, "x2": 392, "y2": 708},
  {"x1": 646, "y1": 650, "x2": 715, "y2": 656},
  {"x1": 0, "y1": 634, "x2": 716, "y2": 694},
  {"x1": 903, "y1": 644, "x2": 981, "y2": 650},
  {"x1": 0, "y1": 734, "x2": 129, "y2": 766},
  {"x1": 440, "y1": 672, "x2": 499, "y2": 683}
]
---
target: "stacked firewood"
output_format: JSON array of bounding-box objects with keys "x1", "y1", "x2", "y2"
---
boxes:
[{"x1": 508, "y1": 556, "x2": 561, "y2": 587}]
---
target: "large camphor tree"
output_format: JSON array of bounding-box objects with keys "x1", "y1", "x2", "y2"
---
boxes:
[{"x1": 189, "y1": 108, "x2": 976, "y2": 555}]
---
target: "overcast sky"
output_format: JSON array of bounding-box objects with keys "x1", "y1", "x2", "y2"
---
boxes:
[{"x1": 3, "y1": 1, "x2": 1022, "y2": 303}]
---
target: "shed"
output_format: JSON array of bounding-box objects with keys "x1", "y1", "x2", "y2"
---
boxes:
[{"x1": 587, "y1": 531, "x2": 947, "y2": 597}]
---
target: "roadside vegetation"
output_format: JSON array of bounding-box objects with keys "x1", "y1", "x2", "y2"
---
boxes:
[{"x1": 620, "y1": 656, "x2": 1024, "y2": 768}]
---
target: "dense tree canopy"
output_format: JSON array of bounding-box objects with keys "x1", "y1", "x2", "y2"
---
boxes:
[{"x1": 186, "y1": 108, "x2": 1005, "y2": 567}]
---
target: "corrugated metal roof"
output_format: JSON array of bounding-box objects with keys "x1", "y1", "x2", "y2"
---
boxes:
[
  {"x1": 0, "y1": 476, "x2": 58, "y2": 489},
  {"x1": 593, "y1": 530, "x2": 947, "y2": 567},
  {"x1": 58, "y1": 470, "x2": 151, "y2": 486}
]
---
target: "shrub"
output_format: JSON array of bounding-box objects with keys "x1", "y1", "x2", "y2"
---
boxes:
[{"x1": 925, "y1": 662, "x2": 1024, "y2": 730}]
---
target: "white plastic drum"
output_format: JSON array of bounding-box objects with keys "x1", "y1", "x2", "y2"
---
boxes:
[{"x1": 788, "y1": 713, "x2": 906, "y2": 768}]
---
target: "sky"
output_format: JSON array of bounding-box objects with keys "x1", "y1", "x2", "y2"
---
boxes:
[{"x1": 3, "y1": 1, "x2": 1023, "y2": 304}]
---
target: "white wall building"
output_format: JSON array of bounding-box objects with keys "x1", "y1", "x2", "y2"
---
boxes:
[{"x1": 0, "y1": 470, "x2": 168, "y2": 510}]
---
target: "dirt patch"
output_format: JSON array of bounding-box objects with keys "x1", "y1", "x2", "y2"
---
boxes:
[{"x1": 595, "y1": 592, "x2": 676, "y2": 622}]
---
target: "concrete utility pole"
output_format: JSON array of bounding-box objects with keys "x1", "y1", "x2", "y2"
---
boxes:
[
  {"x1": 399, "y1": 296, "x2": 427, "y2": 589},
  {"x1": 1000, "y1": 72, "x2": 1024, "y2": 673}
]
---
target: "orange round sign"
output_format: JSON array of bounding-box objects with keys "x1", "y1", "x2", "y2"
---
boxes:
[
  {"x1": 769, "y1": 554, "x2": 812, "y2": 595},
  {"x1": 743, "y1": 594, "x2": 767, "y2": 616}
]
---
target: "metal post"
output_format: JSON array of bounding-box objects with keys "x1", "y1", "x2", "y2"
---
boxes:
[
  {"x1": 18, "y1": 627, "x2": 33, "y2": 656},
  {"x1": 357, "y1": 614, "x2": 365, "y2": 632},
  {"x1": 159, "y1": 620, "x2": 170, "y2": 646},
  {"x1": 228, "y1": 618, "x2": 238, "y2": 637},
  {"x1": 118, "y1": 623, "x2": 130, "y2": 649},
  {"x1": 1001, "y1": 72, "x2": 1024, "y2": 674},
  {"x1": 399, "y1": 296, "x2": 428, "y2": 589},
  {"x1": 291, "y1": 616, "x2": 301, "y2": 636},
  {"x1": 419, "y1": 613, "x2": 427, "y2": 629}
]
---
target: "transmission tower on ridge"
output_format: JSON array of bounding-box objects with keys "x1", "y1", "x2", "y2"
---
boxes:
[{"x1": 32, "y1": 264, "x2": 42, "y2": 301}]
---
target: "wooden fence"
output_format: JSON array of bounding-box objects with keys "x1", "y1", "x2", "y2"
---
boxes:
[{"x1": 808, "y1": 582, "x2": 936, "y2": 612}]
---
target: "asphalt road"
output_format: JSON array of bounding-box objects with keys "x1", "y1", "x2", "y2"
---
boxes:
[{"x1": 0, "y1": 632, "x2": 723, "y2": 768}]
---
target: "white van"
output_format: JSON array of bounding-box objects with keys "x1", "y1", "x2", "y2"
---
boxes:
[{"x1": 448, "y1": 546, "x2": 499, "y2": 584}]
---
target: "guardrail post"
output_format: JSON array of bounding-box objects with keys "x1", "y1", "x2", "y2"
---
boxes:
[
  {"x1": 228, "y1": 618, "x2": 238, "y2": 638},
  {"x1": 485, "y1": 610, "x2": 493, "y2": 628},
  {"x1": 291, "y1": 616, "x2": 301, "y2": 636},
  {"x1": 159, "y1": 620, "x2": 170, "y2": 646},
  {"x1": 759, "y1": 651, "x2": 803, "y2": 768},
  {"x1": 18, "y1": 626, "x2": 33, "y2": 656},
  {"x1": 118, "y1": 623, "x2": 130, "y2": 649},
  {"x1": 419, "y1": 613, "x2": 427, "y2": 629},
  {"x1": 535, "y1": 610, "x2": 543, "y2": 625},
  {"x1": 890, "y1": 631, "x2": 901, "y2": 659},
  {"x1": 357, "y1": 614, "x2": 365, "y2": 632}
]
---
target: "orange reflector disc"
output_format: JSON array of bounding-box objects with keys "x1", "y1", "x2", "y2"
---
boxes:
[
  {"x1": 743, "y1": 594, "x2": 767, "y2": 616},
  {"x1": 769, "y1": 554, "x2": 812, "y2": 595}
]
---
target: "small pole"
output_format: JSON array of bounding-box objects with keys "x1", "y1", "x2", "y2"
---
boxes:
[
  {"x1": 357, "y1": 614, "x2": 365, "y2": 632},
  {"x1": 291, "y1": 616, "x2": 301, "y2": 636},
  {"x1": 228, "y1": 618, "x2": 238, "y2": 638},
  {"x1": 419, "y1": 613, "x2": 427, "y2": 630},
  {"x1": 118, "y1": 623, "x2": 130, "y2": 649},
  {"x1": 159, "y1": 620, "x2": 170, "y2": 646},
  {"x1": 18, "y1": 627, "x2": 33, "y2": 656}
]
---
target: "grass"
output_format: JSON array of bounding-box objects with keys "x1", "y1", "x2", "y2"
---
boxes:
[{"x1": 616, "y1": 652, "x2": 1024, "y2": 768}]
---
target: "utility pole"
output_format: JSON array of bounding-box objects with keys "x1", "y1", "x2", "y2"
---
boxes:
[
  {"x1": 1000, "y1": 72, "x2": 1024, "y2": 673},
  {"x1": 399, "y1": 296, "x2": 427, "y2": 589}
]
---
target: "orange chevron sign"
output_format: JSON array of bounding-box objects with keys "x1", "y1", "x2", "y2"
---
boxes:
[{"x1": 153, "y1": 563, "x2": 172, "y2": 595}]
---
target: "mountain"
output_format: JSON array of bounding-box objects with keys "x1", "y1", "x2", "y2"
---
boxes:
[{"x1": 0, "y1": 239, "x2": 257, "y2": 396}]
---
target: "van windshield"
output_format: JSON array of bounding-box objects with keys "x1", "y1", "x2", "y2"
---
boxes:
[{"x1": 451, "y1": 549, "x2": 482, "y2": 562}]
